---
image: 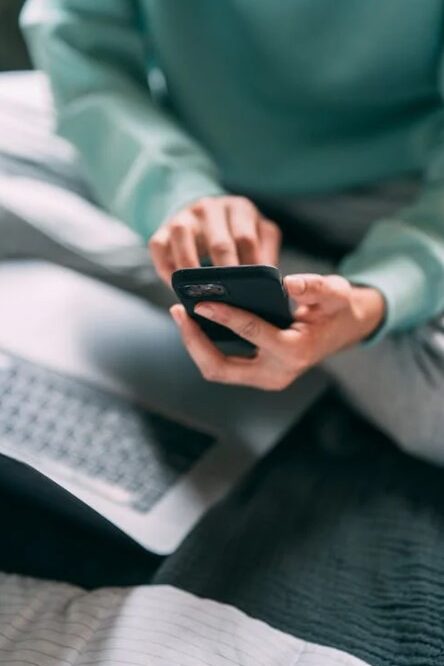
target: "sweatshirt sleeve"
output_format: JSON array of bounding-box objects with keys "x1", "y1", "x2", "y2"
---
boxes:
[
  {"x1": 339, "y1": 183, "x2": 444, "y2": 341},
  {"x1": 338, "y1": 72, "x2": 444, "y2": 343},
  {"x1": 20, "y1": 0, "x2": 225, "y2": 241}
]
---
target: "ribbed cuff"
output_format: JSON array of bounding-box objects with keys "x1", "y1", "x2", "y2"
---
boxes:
[
  {"x1": 341, "y1": 253, "x2": 430, "y2": 344},
  {"x1": 126, "y1": 166, "x2": 227, "y2": 241},
  {"x1": 161, "y1": 171, "x2": 227, "y2": 226}
]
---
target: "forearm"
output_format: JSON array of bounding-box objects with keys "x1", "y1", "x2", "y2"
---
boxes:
[
  {"x1": 21, "y1": 0, "x2": 224, "y2": 240},
  {"x1": 340, "y1": 187, "x2": 444, "y2": 342}
]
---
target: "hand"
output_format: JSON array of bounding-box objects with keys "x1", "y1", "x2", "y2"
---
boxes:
[
  {"x1": 170, "y1": 274, "x2": 385, "y2": 390},
  {"x1": 149, "y1": 195, "x2": 281, "y2": 284}
]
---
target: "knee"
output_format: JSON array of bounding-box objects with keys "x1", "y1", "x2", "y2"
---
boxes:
[
  {"x1": 391, "y1": 316, "x2": 444, "y2": 465},
  {"x1": 326, "y1": 315, "x2": 444, "y2": 466},
  {"x1": 395, "y1": 426, "x2": 444, "y2": 466}
]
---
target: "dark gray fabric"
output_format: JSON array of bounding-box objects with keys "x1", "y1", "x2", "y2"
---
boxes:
[
  {"x1": 0, "y1": 455, "x2": 163, "y2": 588},
  {"x1": 154, "y1": 393, "x2": 444, "y2": 666},
  {"x1": 0, "y1": 1, "x2": 30, "y2": 71}
]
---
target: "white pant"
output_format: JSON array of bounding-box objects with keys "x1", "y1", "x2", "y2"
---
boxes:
[{"x1": 1, "y1": 72, "x2": 443, "y2": 464}]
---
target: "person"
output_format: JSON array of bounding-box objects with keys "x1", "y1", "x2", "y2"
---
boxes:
[{"x1": 20, "y1": 1, "x2": 444, "y2": 463}]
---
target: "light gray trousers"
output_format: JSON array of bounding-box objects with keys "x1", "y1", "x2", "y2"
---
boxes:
[{"x1": 1, "y1": 72, "x2": 443, "y2": 464}]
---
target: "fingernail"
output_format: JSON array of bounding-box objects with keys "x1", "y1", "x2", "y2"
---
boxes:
[
  {"x1": 194, "y1": 303, "x2": 214, "y2": 319},
  {"x1": 170, "y1": 306, "x2": 184, "y2": 326}
]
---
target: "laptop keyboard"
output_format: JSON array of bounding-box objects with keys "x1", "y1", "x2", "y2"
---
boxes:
[{"x1": 0, "y1": 351, "x2": 214, "y2": 513}]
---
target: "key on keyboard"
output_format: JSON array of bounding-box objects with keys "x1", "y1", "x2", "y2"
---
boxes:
[{"x1": 0, "y1": 351, "x2": 215, "y2": 512}]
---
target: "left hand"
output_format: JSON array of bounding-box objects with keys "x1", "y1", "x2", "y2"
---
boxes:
[{"x1": 170, "y1": 274, "x2": 385, "y2": 390}]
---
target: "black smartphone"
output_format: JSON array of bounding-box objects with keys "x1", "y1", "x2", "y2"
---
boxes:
[{"x1": 172, "y1": 265, "x2": 293, "y2": 356}]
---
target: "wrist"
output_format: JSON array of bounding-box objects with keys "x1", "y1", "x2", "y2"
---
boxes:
[{"x1": 350, "y1": 286, "x2": 386, "y2": 339}]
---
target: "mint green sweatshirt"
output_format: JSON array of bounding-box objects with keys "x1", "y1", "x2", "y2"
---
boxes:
[{"x1": 21, "y1": 1, "x2": 444, "y2": 339}]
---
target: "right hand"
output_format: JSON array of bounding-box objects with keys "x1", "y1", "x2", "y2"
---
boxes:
[{"x1": 149, "y1": 195, "x2": 282, "y2": 284}]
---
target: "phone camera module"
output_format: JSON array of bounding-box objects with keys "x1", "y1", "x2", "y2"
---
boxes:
[{"x1": 182, "y1": 283, "x2": 227, "y2": 298}]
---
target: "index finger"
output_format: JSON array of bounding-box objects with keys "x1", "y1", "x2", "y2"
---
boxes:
[
  {"x1": 259, "y1": 219, "x2": 282, "y2": 266},
  {"x1": 196, "y1": 200, "x2": 239, "y2": 266},
  {"x1": 149, "y1": 226, "x2": 175, "y2": 285}
]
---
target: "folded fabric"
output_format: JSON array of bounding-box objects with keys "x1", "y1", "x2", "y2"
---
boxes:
[{"x1": 0, "y1": 574, "x2": 368, "y2": 666}]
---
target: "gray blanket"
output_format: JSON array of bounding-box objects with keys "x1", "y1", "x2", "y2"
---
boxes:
[{"x1": 154, "y1": 394, "x2": 444, "y2": 666}]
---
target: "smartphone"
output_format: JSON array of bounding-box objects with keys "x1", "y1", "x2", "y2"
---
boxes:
[{"x1": 172, "y1": 265, "x2": 293, "y2": 356}]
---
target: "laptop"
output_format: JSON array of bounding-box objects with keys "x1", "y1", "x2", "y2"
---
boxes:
[{"x1": 0, "y1": 261, "x2": 326, "y2": 554}]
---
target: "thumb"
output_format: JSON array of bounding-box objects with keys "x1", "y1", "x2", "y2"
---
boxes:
[{"x1": 284, "y1": 274, "x2": 350, "y2": 306}]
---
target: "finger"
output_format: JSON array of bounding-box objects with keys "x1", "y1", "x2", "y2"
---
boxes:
[
  {"x1": 169, "y1": 210, "x2": 201, "y2": 269},
  {"x1": 294, "y1": 304, "x2": 311, "y2": 319},
  {"x1": 149, "y1": 227, "x2": 176, "y2": 284},
  {"x1": 197, "y1": 200, "x2": 239, "y2": 266},
  {"x1": 170, "y1": 305, "x2": 262, "y2": 385},
  {"x1": 293, "y1": 303, "x2": 324, "y2": 324},
  {"x1": 284, "y1": 274, "x2": 350, "y2": 305},
  {"x1": 193, "y1": 301, "x2": 281, "y2": 351},
  {"x1": 258, "y1": 218, "x2": 282, "y2": 266},
  {"x1": 228, "y1": 198, "x2": 261, "y2": 264},
  {"x1": 170, "y1": 304, "x2": 225, "y2": 369}
]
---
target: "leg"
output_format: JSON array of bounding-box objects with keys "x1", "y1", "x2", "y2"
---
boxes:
[
  {"x1": 324, "y1": 317, "x2": 444, "y2": 465},
  {"x1": 281, "y1": 244, "x2": 444, "y2": 465}
]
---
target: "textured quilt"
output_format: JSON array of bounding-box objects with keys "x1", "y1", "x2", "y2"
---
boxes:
[{"x1": 152, "y1": 394, "x2": 444, "y2": 666}]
